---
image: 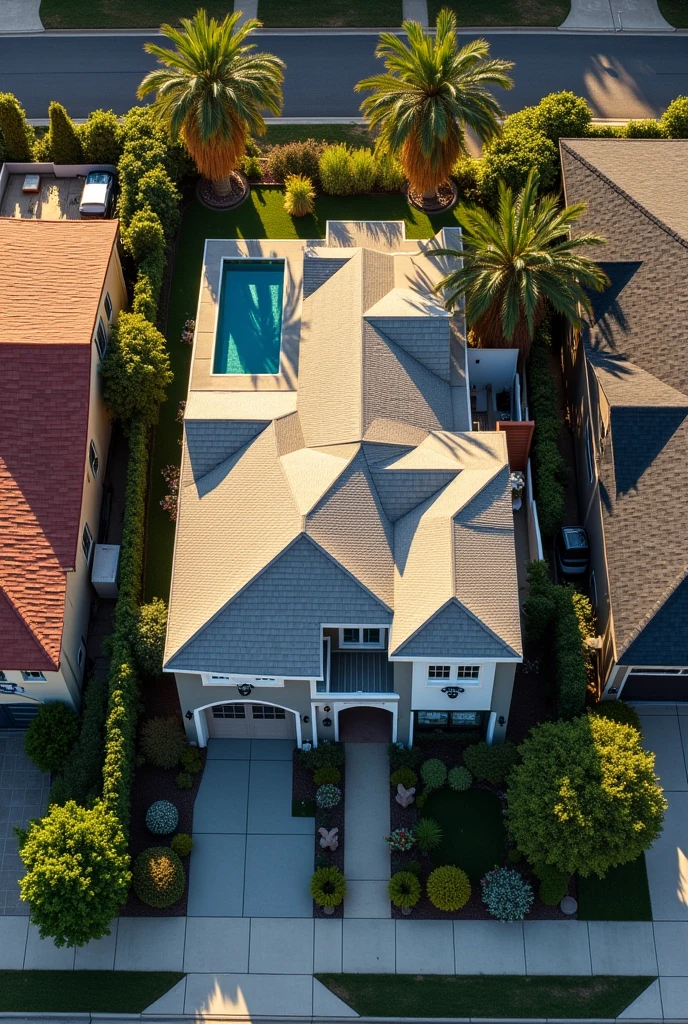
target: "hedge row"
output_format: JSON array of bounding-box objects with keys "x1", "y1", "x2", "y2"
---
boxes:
[{"x1": 526, "y1": 320, "x2": 568, "y2": 540}]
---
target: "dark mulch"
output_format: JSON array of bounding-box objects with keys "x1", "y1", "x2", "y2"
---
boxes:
[
  {"x1": 120, "y1": 675, "x2": 206, "y2": 917},
  {"x1": 506, "y1": 660, "x2": 555, "y2": 746},
  {"x1": 293, "y1": 750, "x2": 345, "y2": 918},
  {"x1": 197, "y1": 173, "x2": 249, "y2": 210},
  {"x1": 407, "y1": 179, "x2": 457, "y2": 212}
]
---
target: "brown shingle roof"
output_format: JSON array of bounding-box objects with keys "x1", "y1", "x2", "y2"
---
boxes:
[{"x1": 0, "y1": 219, "x2": 118, "y2": 670}]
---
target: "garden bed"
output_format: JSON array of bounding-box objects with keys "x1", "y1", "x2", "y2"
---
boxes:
[{"x1": 292, "y1": 746, "x2": 346, "y2": 918}]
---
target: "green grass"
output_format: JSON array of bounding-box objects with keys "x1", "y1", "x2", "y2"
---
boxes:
[
  {"x1": 317, "y1": 974, "x2": 655, "y2": 1018},
  {"x1": 423, "y1": 787, "x2": 505, "y2": 883},
  {"x1": 0, "y1": 972, "x2": 184, "y2": 1013},
  {"x1": 428, "y1": 0, "x2": 570, "y2": 25},
  {"x1": 657, "y1": 0, "x2": 688, "y2": 25},
  {"x1": 577, "y1": 854, "x2": 653, "y2": 921},
  {"x1": 258, "y1": 0, "x2": 402, "y2": 26},
  {"x1": 260, "y1": 124, "x2": 371, "y2": 151},
  {"x1": 144, "y1": 187, "x2": 465, "y2": 602}
]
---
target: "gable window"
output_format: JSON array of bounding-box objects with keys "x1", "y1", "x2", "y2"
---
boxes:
[
  {"x1": 89, "y1": 440, "x2": 99, "y2": 479},
  {"x1": 21, "y1": 671, "x2": 46, "y2": 682},
  {"x1": 456, "y1": 666, "x2": 480, "y2": 680},
  {"x1": 340, "y1": 627, "x2": 383, "y2": 648},
  {"x1": 82, "y1": 522, "x2": 94, "y2": 564},
  {"x1": 585, "y1": 423, "x2": 594, "y2": 483},
  {"x1": 95, "y1": 317, "x2": 108, "y2": 359},
  {"x1": 104, "y1": 292, "x2": 113, "y2": 322},
  {"x1": 428, "y1": 665, "x2": 451, "y2": 680}
]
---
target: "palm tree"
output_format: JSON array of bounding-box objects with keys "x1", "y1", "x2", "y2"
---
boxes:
[
  {"x1": 138, "y1": 9, "x2": 284, "y2": 198},
  {"x1": 355, "y1": 8, "x2": 513, "y2": 205},
  {"x1": 432, "y1": 169, "x2": 609, "y2": 362}
]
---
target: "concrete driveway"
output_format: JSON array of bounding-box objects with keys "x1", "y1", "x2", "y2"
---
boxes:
[
  {"x1": 187, "y1": 739, "x2": 314, "y2": 918},
  {"x1": 0, "y1": 730, "x2": 49, "y2": 916}
]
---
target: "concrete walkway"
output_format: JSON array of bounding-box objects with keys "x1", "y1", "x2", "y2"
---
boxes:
[
  {"x1": 343, "y1": 744, "x2": 391, "y2": 918},
  {"x1": 0, "y1": 0, "x2": 42, "y2": 32},
  {"x1": 403, "y1": 0, "x2": 429, "y2": 25},
  {"x1": 560, "y1": 0, "x2": 673, "y2": 31},
  {"x1": 0, "y1": 731, "x2": 50, "y2": 916}
]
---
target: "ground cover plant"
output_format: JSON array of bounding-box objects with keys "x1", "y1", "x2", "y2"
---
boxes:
[
  {"x1": 577, "y1": 854, "x2": 652, "y2": 921},
  {"x1": 423, "y1": 787, "x2": 505, "y2": 882},
  {"x1": 0, "y1": 972, "x2": 185, "y2": 1013}
]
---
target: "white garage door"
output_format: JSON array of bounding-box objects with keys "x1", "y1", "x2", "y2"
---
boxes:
[{"x1": 206, "y1": 703, "x2": 296, "y2": 740}]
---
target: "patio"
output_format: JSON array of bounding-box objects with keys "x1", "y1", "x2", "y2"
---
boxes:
[{"x1": 0, "y1": 730, "x2": 50, "y2": 915}]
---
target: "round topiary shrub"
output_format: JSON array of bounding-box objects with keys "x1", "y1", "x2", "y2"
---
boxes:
[
  {"x1": 420, "y1": 759, "x2": 447, "y2": 789},
  {"x1": 481, "y1": 867, "x2": 534, "y2": 921},
  {"x1": 310, "y1": 866, "x2": 346, "y2": 908},
  {"x1": 170, "y1": 833, "x2": 193, "y2": 858},
  {"x1": 427, "y1": 866, "x2": 471, "y2": 911},
  {"x1": 448, "y1": 766, "x2": 472, "y2": 791},
  {"x1": 388, "y1": 871, "x2": 422, "y2": 909},
  {"x1": 537, "y1": 865, "x2": 569, "y2": 906},
  {"x1": 391, "y1": 767, "x2": 418, "y2": 789},
  {"x1": 314, "y1": 765, "x2": 341, "y2": 786},
  {"x1": 145, "y1": 800, "x2": 179, "y2": 835},
  {"x1": 24, "y1": 702, "x2": 80, "y2": 774},
  {"x1": 140, "y1": 717, "x2": 187, "y2": 769},
  {"x1": 316, "y1": 784, "x2": 341, "y2": 810},
  {"x1": 133, "y1": 847, "x2": 185, "y2": 908},
  {"x1": 175, "y1": 772, "x2": 193, "y2": 789}
]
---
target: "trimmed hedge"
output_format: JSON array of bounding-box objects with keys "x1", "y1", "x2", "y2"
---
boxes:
[
  {"x1": 49, "y1": 676, "x2": 109, "y2": 808},
  {"x1": 25, "y1": 703, "x2": 80, "y2": 774},
  {"x1": 526, "y1": 321, "x2": 568, "y2": 539},
  {"x1": 0, "y1": 92, "x2": 34, "y2": 160}
]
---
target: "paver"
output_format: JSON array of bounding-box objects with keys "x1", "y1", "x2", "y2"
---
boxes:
[
  {"x1": 187, "y1": 834, "x2": 246, "y2": 917},
  {"x1": 588, "y1": 921, "x2": 658, "y2": 976},
  {"x1": 652, "y1": 922, "x2": 688, "y2": 976},
  {"x1": 73, "y1": 922, "x2": 118, "y2": 970},
  {"x1": 248, "y1": 918, "x2": 314, "y2": 974},
  {"x1": 114, "y1": 917, "x2": 186, "y2": 972},
  {"x1": 184, "y1": 972, "x2": 314, "y2": 1017},
  {"x1": 342, "y1": 919, "x2": 396, "y2": 974},
  {"x1": 0, "y1": 915, "x2": 28, "y2": 968},
  {"x1": 24, "y1": 922, "x2": 75, "y2": 970},
  {"x1": 454, "y1": 921, "x2": 526, "y2": 975},
  {"x1": 314, "y1": 918, "x2": 343, "y2": 974},
  {"x1": 659, "y1": 977, "x2": 688, "y2": 1020},
  {"x1": 396, "y1": 919, "x2": 454, "y2": 974},
  {"x1": 183, "y1": 917, "x2": 250, "y2": 973},
  {"x1": 523, "y1": 921, "x2": 592, "y2": 975}
]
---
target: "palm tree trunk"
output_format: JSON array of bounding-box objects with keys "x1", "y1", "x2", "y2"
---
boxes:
[
  {"x1": 423, "y1": 188, "x2": 437, "y2": 205},
  {"x1": 212, "y1": 174, "x2": 234, "y2": 198}
]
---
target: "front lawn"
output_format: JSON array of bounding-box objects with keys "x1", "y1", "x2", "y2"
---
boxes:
[
  {"x1": 577, "y1": 854, "x2": 652, "y2": 921},
  {"x1": 424, "y1": 787, "x2": 505, "y2": 883},
  {"x1": 0, "y1": 972, "x2": 184, "y2": 1013},
  {"x1": 257, "y1": 0, "x2": 402, "y2": 26},
  {"x1": 260, "y1": 124, "x2": 371, "y2": 151},
  {"x1": 144, "y1": 188, "x2": 464, "y2": 602},
  {"x1": 657, "y1": 0, "x2": 688, "y2": 25},
  {"x1": 428, "y1": 0, "x2": 571, "y2": 24},
  {"x1": 317, "y1": 974, "x2": 655, "y2": 1018}
]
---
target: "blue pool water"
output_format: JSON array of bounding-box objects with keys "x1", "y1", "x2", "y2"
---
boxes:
[{"x1": 213, "y1": 259, "x2": 284, "y2": 374}]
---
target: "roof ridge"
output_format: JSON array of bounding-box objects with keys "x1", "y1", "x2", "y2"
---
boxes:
[{"x1": 560, "y1": 141, "x2": 688, "y2": 251}]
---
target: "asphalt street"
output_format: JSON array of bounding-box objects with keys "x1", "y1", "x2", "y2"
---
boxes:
[{"x1": 0, "y1": 31, "x2": 686, "y2": 120}]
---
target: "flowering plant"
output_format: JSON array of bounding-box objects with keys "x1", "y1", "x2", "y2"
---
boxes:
[
  {"x1": 160, "y1": 464, "x2": 180, "y2": 521},
  {"x1": 510, "y1": 471, "x2": 526, "y2": 497},
  {"x1": 481, "y1": 866, "x2": 534, "y2": 921},
  {"x1": 384, "y1": 827, "x2": 416, "y2": 852}
]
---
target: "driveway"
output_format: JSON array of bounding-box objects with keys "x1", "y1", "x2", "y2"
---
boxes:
[
  {"x1": 0, "y1": 730, "x2": 50, "y2": 915},
  {"x1": 187, "y1": 739, "x2": 314, "y2": 918}
]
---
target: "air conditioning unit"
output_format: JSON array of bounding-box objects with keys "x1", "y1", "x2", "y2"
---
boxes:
[{"x1": 91, "y1": 544, "x2": 120, "y2": 598}]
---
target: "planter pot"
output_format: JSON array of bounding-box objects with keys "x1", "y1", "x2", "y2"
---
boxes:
[
  {"x1": 323, "y1": 904, "x2": 335, "y2": 915},
  {"x1": 512, "y1": 495, "x2": 522, "y2": 511},
  {"x1": 401, "y1": 906, "x2": 412, "y2": 916}
]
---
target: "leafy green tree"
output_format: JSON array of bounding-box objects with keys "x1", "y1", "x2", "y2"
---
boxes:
[
  {"x1": 530, "y1": 91, "x2": 592, "y2": 144},
  {"x1": 135, "y1": 166, "x2": 180, "y2": 238},
  {"x1": 46, "y1": 101, "x2": 84, "y2": 164},
  {"x1": 134, "y1": 598, "x2": 168, "y2": 676},
  {"x1": 481, "y1": 120, "x2": 557, "y2": 202},
  {"x1": 137, "y1": 9, "x2": 284, "y2": 197},
  {"x1": 79, "y1": 109, "x2": 123, "y2": 164},
  {"x1": 0, "y1": 92, "x2": 34, "y2": 160},
  {"x1": 16, "y1": 801, "x2": 130, "y2": 947},
  {"x1": 660, "y1": 95, "x2": 688, "y2": 137},
  {"x1": 432, "y1": 169, "x2": 609, "y2": 362},
  {"x1": 101, "y1": 312, "x2": 172, "y2": 426},
  {"x1": 356, "y1": 8, "x2": 513, "y2": 203},
  {"x1": 623, "y1": 119, "x2": 666, "y2": 138},
  {"x1": 25, "y1": 703, "x2": 80, "y2": 774},
  {"x1": 507, "y1": 716, "x2": 666, "y2": 877}
]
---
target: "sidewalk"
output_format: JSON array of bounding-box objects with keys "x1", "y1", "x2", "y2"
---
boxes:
[
  {"x1": 0, "y1": 0, "x2": 42, "y2": 31},
  {"x1": 560, "y1": 0, "x2": 673, "y2": 30}
]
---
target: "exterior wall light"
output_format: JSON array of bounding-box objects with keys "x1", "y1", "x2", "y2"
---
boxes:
[
  {"x1": 323, "y1": 705, "x2": 331, "y2": 713},
  {"x1": 323, "y1": 717, "x2": 333, "y2": 727},
  {"x1": 185, "y1": 710, "x2": 193, "y2": 721}
]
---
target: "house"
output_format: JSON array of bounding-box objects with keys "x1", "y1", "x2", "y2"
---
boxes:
[
  {"x1": 164, "y1": 221, "x2": 523, "y2": 748},
  {"x1": 560, "y1": 139, "x2": 688, "y2": 702},
  {"x1": 0, "y1": 218, "x2": 127, "y2": 725}
]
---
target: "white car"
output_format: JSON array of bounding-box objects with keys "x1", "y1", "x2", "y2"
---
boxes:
[{"x1": 79, "y1": 171, "x2": 115, "y2": 218}]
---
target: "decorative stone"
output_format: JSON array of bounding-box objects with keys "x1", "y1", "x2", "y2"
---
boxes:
[
  {"x1": 560, "y1": 895, "x2": 578, "y2": 915},
  {"x1": 401, "y1": 906, "x2": 412, "y2": 916},
  {"x1": 323, "y1": 905, "x2": 335, "y2": 915},
  {"x1": 395, "y1": 784, "x2": 416, "y2": 808},
  {"x1": 318, "y1": 826, "x2": 339, "y2": 851}
]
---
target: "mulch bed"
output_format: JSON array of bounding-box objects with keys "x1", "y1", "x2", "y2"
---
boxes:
[
  {"x1": 120, "y1": 675, "x2": 206, "y2": 917},
  {"x1": 197, "y1": 172, "x2": 249, "y2": 210},
  {"x1": 407, "y1": 178, "x2": 457, "y2": 212},
  {"x1": 292, "y1": 749, "x2": 345, "y2": 919}
]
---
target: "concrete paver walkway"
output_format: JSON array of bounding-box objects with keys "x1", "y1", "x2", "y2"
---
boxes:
[
  {"x1": 343, "y1": 743, "x2": 391, "y2": 918},
  {"x1": 0, "y1": 0, "x2": 42, "y2": 32},
  {"x1": 560, "y1": 0, "x2": 673, "y2": 30}
]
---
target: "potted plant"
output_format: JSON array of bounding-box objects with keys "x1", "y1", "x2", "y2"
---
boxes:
[
  {"x1": 510, "y1": 471, "x2": 525, "y2": 511},
  {"x1": 388, "y1": 871, "x2": 422, "y2": 915},
  {"x1": 310, "y1": 865, "x2": 346, "y2": 915}
]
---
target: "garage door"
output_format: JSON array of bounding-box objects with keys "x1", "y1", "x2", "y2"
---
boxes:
[
  {"x1": 0, "y1": 703, "x2": 41, "y2": 728},
  {"x1": 621, "y1": 671, "x2": 688, "y2": 702},
  {"x1": 206, "y1": 703, "x2": 296, "y2": 740}
]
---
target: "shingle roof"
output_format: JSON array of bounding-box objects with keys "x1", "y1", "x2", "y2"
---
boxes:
[
  {"x1": 0, "y1": 219, "x2": 118, "y2": 671},
  {"x1": 561, "y1": 140, "x2": 688, "y2": 662}
]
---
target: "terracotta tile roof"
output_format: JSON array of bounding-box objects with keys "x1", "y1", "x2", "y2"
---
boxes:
[{"x1": 0, "y1": 219, "x2": 118, "y2": 671}]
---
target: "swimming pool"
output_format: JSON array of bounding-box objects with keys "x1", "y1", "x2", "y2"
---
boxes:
[{"x1": 213, "y1": 259, "x2": 284, "y2": 375}]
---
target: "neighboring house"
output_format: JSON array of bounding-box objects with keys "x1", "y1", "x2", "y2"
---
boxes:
[
  {"x1": 164, "y1": 221, "x2": 523, "y2": 748},
  {"x1": 0, "y1": 218, "x2": 126, "y2": 725},
  {"x1": 560, "y1": 139, "x2": 688, "y2": 702}
]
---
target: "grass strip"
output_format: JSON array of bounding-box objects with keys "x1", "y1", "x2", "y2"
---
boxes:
[
  {"x1": 257, "y1": 0, "x2": 402, "y2": 27},
  {"x1": 427, "y1": 0, "x2": 570, "y2": 25},
  {"x1": 0, "y1": 971, "x2": 184, "y2": 1013},
  {"x1": 317, "y1": 973, "x2": 654, "y2": 1018},
  {"x1": 260, "y1": 124, "x2": 371, "y2": 150},
  {"x1": 657, "y1": 0, "x2": 688, "y2": 26},
  {"x1": 577, "y1": 854, "x2": 653, "y2": 921}
]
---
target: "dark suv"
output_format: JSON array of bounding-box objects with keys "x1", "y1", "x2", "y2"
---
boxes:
[{"x1": 554, "y1": 527, "x2": 590, "y2": 578}]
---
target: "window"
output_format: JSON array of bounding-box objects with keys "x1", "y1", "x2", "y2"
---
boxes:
[
  {"x1": 104, "y1": 292, "x2": 113, "y2": 322},
  {"x1": 456, "y1": 666, "x2": 480, "y2": 680},
  {"x1": 209, "y1": 674, "x2": 231, "y2": 683},
  {"x1": 21, "y1": 671, "x2": 46, "y2": 681},
  {"x1": 252, "y1": 705, "x2": 286, "y2": 720},
  {"x1": 212, "y1": 704, "x2": 246, "y2": 719},
  {"x1": 416, "y1": 711, "x2": 449, "y2": 727},
  {"x1": 585, "y1": 423, "x2": 594, "y2": 483},
  {"x1": 451, "y1": 711, "x2": 482, "y2": 727},
  {"x1": 428, "y1": 665, "x2": 451, "y2": 680},
  {"x1": 340, "y1": 627, "x2": 383, "y2": 647},
  {"x1": 254, "y1": 676, "x2": 278, "y2": 685},
  {"x1": 89, "y1": 440, "x2": 99, "y2": 479},
  {"x1": 590, "y1": 571, "x2": 598, "y2": 609},
  {"x1": 95, "y1": 317, "x2": 108, "y2": 359},
  {"x1": 82, "y1": 523, "x2": 94, "y2": 564}
]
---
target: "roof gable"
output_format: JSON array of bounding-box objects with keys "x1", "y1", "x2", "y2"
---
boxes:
[
  {"x1": 619, "y1": 575, "x2": 688, "y2": 666},
  {"x1": 393, "y1": 598, "x2": 517, "y2": 659}
]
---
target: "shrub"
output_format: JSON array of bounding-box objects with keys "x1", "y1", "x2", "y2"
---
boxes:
[
  {"x1": 175, "y1": 771, "x2": 193, "y2": 789},
  {"x1": 585, "y1": 123, "x2": 623, "y2": 138},
  {"x1": 319, "y1": 144, "x2": 354, "y2": 195},
  {"x1": 50, "y1": 677, "x2": 109, "y2": 807},
  {"x1": 267, "y1": 139, "x2": 324, "y2": 183},
  {"x1": 180, "y1": 746, "x2": 203, "y2": 774},
  {"x1": 132, "y1": 275, "x2": 159, "y2": 323},
  {"x1": 16, "y1": 801, "x2": 130, "y2": 947},
  {"x1": 463, "y1": 742, "x2": 519, "y2": 786},
  {"x1": 314, "y1": 765, "x2": 341, "y2": 786},
  {"x1": 117, "y1": 146, "x2": 170, "y2": 227},
  {"x1": 523, "y1": 559, "x2": 557, "y2": 646},
  {"x1": 553, "y1": 585, "x2": 589, "y2": 719},
  {"x1": 661, "y1": 95, "x2": 688, "y2": 137},
  {"x1": 284, "y1": 174, "x2": 316, "y2": 217},
  {"x1": 420, "y1": 758, "x2": 447, "y2": 788},
  {"x1": 391, "y1": 767, "x2": 418, "y2": 789},
  {"x1": 136, "y1": 166, "x2": 180, "y2": 239},
  {"x1": 170, "y1": 833, "x2": 193, "y2": 858},
  {"x1": 427, "y1": 865, "x2": 471, "y2": 911},
  {"x1": 376, "y1": 150, "x2": 405, "y2": 191},
  {"x1": 589, "y1": 701, "x2": 641, "y2": 733},
  {"x1": 241, "y1": 154, "x2": 262, "y2": 180},
  {"x1": 573, "y1": 588, "x2": 596, "y2": 690},
  {"x1": 623, "y1": 119, "x2": 666, "y2": 138},
  {"x1": 507, "y1": 716, "x2": 667, "y2": 877},
  {"x1": 452, "y1": 156, "x2": 484, "y2": 203},
  {"x1": 145, "y1": 800, "x2": 179, "y2": 835},
  {"x1": 385, "y1": 827, "x2": 417, "y2": 852},
  {"x1": 133, "y1": 597, "x2": 167, "y2": 676},
  {"x1": 137, "y1": 249, "x2": 166, "y2": 299},
  {"x1": 310, "y1": 866, "x2": 346, "y2": 907},
  {"x1": 140, "y1": 717, "x2": 187, "y2": 769},
  {"x1": 316, "y1": 784, "x2": 341, "y2": 809},
  {"x1": 530, "y1": 91, "x2": 592, "y2": 144},
  {"x1": 101, "y1": 312, "x2": 172, "y2": 427},
  {"x1": 0, "y1": 92, "x2": 34, "y2": 160},
  {"x1": 448, "y1": 766, "x2": 472, "y2": 791},
  {"x1": 124, "y1": 208, "x2": 166, "y2": 266},
  {"x1": 297, "y1": 741, "x2": 345, "y2": 770},
  {"x1": 25, "y1": 703, "x2": 80, "y2": 774},
  {"x1": 45, "y1": 101, "x2": 84, "y2": 164},
  {"x1": 414, "y1": 817, "x2": 443, "y2": 852},
  {"x1": 133, "y1": 846, "x2": 185, "y2": 908},
  {"x1": 406, "y1": 859, "x2": 422, "y2": 876},
  {"x1": 415, "y1": 792, "x2": 427, "y2": 809},
  {"x1": 482, "y1": 122, "x2": 557, "y2": 204},
  {"x1": 508, "y1": 847, "x2": 523, "y2": 864},
  {"x1": 527, "y1": 322, "x2": 568, "y2": 538},
  {"x1": 79, "y1": 109, "x2": 123, "y2": 164},
  {"x1": 534, "y1": 863, "x2": 569, "y2": 906},
  {"x1": 350, "y1": 147, "x2": 377, "y2": 193},
  {"x1": 388, "y1": 743, "x2": 422, "y2": 771},
  {"x1": 481, "y1": 867, "x2": 534, "y2": 921},
  {"x1": 388, "y1": 871, "x2": 422, "y2": 908}
]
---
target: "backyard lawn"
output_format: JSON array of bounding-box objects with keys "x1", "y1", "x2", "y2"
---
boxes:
[
  {"x1": 424, "y1": 788, "x2": 505, "y2": 883},
  {"x1": 317, "y1": 974, "x2": 655, "y2": 1018},
  {"x1": 577, "y1": 854, "x2": 652, "y2": 921},
  {"x1": 427, "y1": 0, "x2": 570, "y2": 24},
  {"x1": 0, "y1": 972, "x2": 184, "y2": 1013},
  {"x1": 144, "y1": 187, "x2": 464, "y2": 602}
]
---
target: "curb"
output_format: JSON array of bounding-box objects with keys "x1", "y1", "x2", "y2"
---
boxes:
[
  {"x1": 2, "y1": 26, "x2": 687, "y2": 37},
  {"x1": 0, "y1": 1016, "x2": 678, "y2": 1023}
]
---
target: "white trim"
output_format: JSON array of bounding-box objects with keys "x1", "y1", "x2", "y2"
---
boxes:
[
  {"x1": 209, "y1": 256, "x2": 286, "y2": 379},
  {"x1": 192, "y1": 698, "x2": 302, "y2": 748}
]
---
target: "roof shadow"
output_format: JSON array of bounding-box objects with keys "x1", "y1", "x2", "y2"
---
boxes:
[
  {"x1": 587, "y1": 261, "x2": 642, "y2": 351},
  {"x1": 611, "y1": 405, "x2": 688, "y2": 497}
]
